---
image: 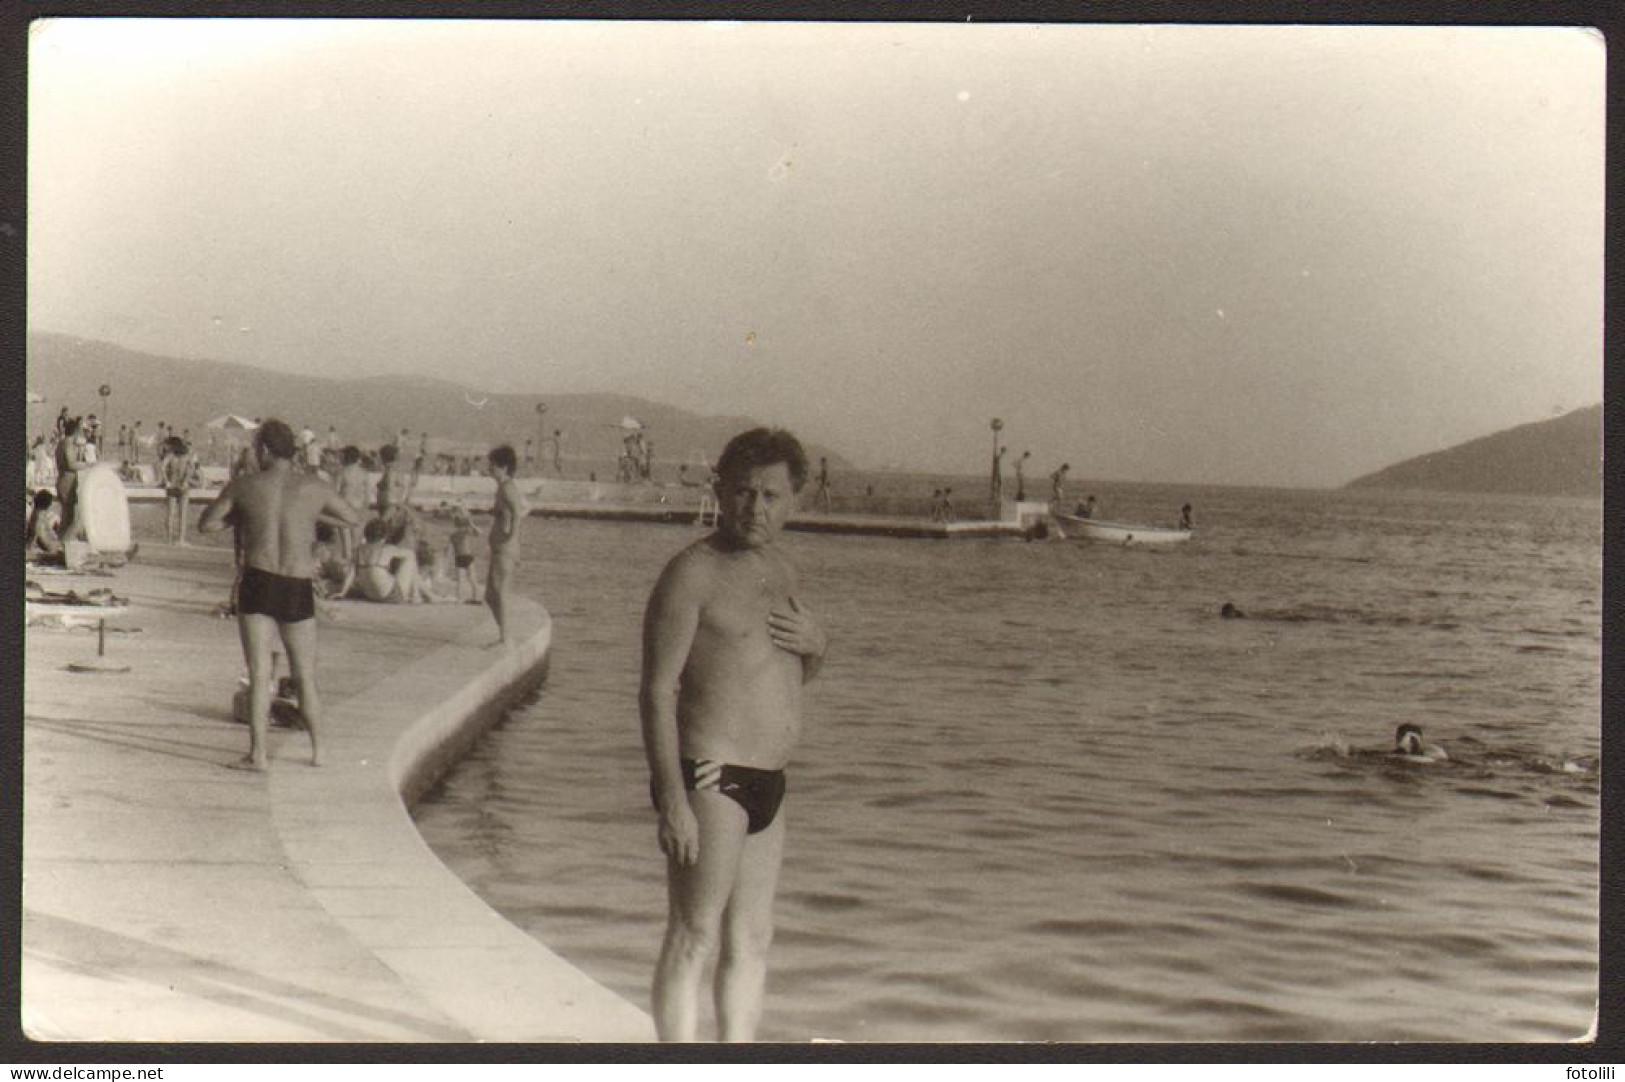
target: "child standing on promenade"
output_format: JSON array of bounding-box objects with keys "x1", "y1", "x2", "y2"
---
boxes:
[{"x1": 449, "y1": 502, "x2": 481, "y2": 603}]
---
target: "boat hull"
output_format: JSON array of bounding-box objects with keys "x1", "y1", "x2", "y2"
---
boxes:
[{"x1": 1055, "y1": 515, "x2": 1192, "y2": 545}]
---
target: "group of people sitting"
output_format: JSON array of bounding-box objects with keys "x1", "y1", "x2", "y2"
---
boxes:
[{"x1": 309, "y1": 500, "x2": 482, "y2": 606}]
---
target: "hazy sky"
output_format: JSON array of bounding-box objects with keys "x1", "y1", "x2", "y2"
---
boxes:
[{"x1": 28, "y1": 19, "x2": 1604, "y2": 486}]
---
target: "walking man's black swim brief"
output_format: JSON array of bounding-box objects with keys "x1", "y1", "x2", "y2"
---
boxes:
[{"x1": 238, "y1": 566, "x2": 316, "y2": 624}]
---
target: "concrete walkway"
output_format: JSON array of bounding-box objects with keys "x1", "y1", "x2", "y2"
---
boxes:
[{"x1": 22, "y1": 543, "x2": 654, "y2": 1043}]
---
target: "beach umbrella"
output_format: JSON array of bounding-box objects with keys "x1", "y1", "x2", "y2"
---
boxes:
[
  {"x1": 610, "y1": 415, "x2": 645, "y2": 431},
  {"x1": 205, "y1": 414, "x2": 259, "y2": 432}
]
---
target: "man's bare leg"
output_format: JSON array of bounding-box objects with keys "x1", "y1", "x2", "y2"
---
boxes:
[
  {"x1": 715, "y1": 812, "x2": 785, "y2": 1041},
  {"x1": 232, "y1": 613, "x2": 277, "y2": 771},
  {"x1": 280, "y1": 616, "x2": 323, "y2": 766},
  {"x1": 653, "y1": 792, "x2": 748, "y2": 1041}
]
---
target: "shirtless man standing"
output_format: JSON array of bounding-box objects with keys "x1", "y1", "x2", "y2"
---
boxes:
[
  {"x1": 485, "y1": 444, "x2": 527, "y2": 646},
  {"x1": 376, "y1": 443, "x2": 414, "y2": 535},
  {"x1": 640, "y1": 427, "x2": 828, "y2": 1041},
  {"x1": 200, "y1": 419, "x2": 362, "y2": 771},
  {"x1": 335, "y1": 445, "x2": 370, "y2": 559}
]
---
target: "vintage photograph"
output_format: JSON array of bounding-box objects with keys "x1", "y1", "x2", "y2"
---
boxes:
[{"x1": 20, "y1": 17, "x2": 1603, "y2": 1046}]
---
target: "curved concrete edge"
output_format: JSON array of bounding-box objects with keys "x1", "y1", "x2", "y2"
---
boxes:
[{"x1": 266, "y1": 597, "x2": 656, "y2": 1043}]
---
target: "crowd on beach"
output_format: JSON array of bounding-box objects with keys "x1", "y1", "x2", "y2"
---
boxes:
[
  {"x1": 178, "y1": 417, "x2": 529, "y2": 776},
  {"x1": 211, "y1": 429, "x2": 509, "y2": 612},
  {"x1": 29, "y1": 411, "x2": 826, "y2": 1043},
  {"x1": 27, "y1": 406, "x2": 1218, "y2": 1043}
]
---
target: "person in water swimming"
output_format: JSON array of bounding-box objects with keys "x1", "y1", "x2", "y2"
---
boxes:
[
  {"x1": 640, "y1": 426, "x2": 828, "y2": 1042},
  {"x1": 1393, "y1": 723, "x2": 1448, "y2": 762}
]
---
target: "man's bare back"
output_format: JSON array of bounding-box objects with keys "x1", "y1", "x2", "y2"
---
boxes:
[{"x1": 226, "y1": 467, "x2": 353, "y2": 580}]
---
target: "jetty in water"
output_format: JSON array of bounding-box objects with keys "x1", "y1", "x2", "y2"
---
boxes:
[{"x1": 113, "y1": 470, "x2": 1052, "y2": 541}]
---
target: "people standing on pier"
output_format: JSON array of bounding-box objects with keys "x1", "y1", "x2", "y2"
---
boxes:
[
  {"x1": 550, "y1": 428, "x2": 564, "y2": 475},
  {"x1": 199, "y1": 419, "x2": 362, "y2": 771},
  {"x1": 1050, "y1": 463, "x2": 1070, "y2": 507},
  {"x1": 640, "y1": 426, "x2": 828, "y2": 1042},
  {"x1": 1015, "y1": 450, "x2": 1031, "y2": 502},
  {"x1": 484, "y1": 444, "x2": 528, "y2": 647},
  {"x1": 814, "y1": 457, "x2": 831, "y2": 513}
]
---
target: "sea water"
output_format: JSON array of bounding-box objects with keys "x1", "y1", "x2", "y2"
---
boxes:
[{"x1": 412, "y1": 482, "x2": 1601, "y2": 1042}]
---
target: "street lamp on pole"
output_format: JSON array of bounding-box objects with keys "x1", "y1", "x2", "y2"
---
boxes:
[
  {"x1": 534, "y1": 403, "x2": 547, "y2": 477},
  {"x1": 98, "y1": 384, "x2": 111, "y2": 461},
  {"x1": 989, "y1": 417, "x2": 1005, "y2": 520}
]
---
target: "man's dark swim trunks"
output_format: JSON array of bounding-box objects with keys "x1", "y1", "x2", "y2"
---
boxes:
[
  {"x1": 654, "y1": 758, "x2": 787, "y2": 834},
  {"x1": 238, "y1": 566, "x2": 316, "y2": 624}
]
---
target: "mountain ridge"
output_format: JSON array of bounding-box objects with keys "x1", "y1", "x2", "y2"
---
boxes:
[
  {"x1": 25, "y1": 332, "x2": 854, "y2": 475},
  {"x1": 1343, "y1": 404, "x2": 1602, "y2": 497}
]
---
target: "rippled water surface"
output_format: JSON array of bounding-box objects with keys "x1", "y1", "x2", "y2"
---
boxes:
[{"x1": 414, "y1": 483, "x2": 1601, "y2": 1042}]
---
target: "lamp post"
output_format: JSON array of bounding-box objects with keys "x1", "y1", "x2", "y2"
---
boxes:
[
  {"x1": 989, "y1": 417, "x2": 1004, "y2": 520},
  {"x1": 534, "y1": 403, "x2": 547, "y2": 477},
  {"x1": 98, "y1": 384, "x2": 111, "y2": 461}
]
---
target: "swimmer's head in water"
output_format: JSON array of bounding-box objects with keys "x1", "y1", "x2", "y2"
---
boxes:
[
  {"x1": 1220, "y1": 602, "x2": 1244, "y2": 619},
  {"x1": 716, "y1": 428, "x2": 809, "y2": 493},
  {"x1": 1395, "y1": 723, "x2": 1424, "y2": 755}
]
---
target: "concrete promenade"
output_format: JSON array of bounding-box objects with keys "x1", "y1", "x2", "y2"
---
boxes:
[{"x1": 22, "y1": 543, "x2": 654, "y2": 1043}]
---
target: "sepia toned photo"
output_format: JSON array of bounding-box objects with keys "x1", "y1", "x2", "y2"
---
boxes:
[{"x1": 19, "y1": 16, "x2": 1604, "y2": 1048}]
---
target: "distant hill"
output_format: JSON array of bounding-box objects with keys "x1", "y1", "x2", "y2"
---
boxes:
[
  {"x1": 25, "y1": 332, "x2": 853, "y2": 476},
  {"x1": 1344, "y1": 405, "x2": 1602, "y2": 497}
]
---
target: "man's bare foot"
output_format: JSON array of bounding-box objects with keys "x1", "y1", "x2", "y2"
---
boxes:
[{"x1": 227, "y1": 756, "x2": 267, "y2": 773}]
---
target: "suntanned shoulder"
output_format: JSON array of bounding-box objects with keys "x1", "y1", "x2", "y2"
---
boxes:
[{"x1": 660, "y1": 536, "x2": 724, "y2": 589}]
